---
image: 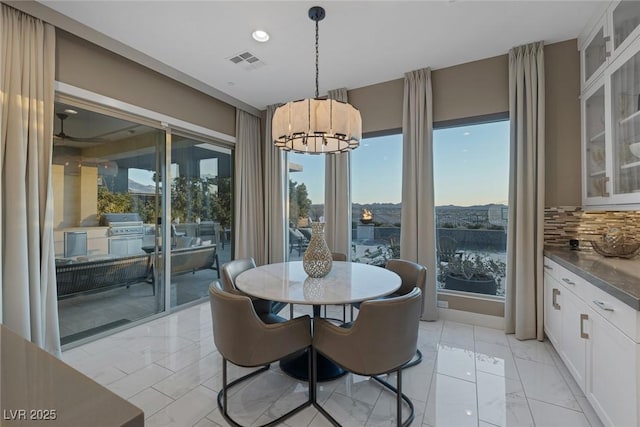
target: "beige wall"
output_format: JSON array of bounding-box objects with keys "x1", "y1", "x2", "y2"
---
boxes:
[
  {"x1": 55, "y1": 30, "x2": 236, "y2": 137},
  {"x1": 432, "y1": 54, "x2": 509, "y2": 123},
  {"x1": 348, "y1": 39, "x2": 581, "y2": 205},
  {"x1": 544, "y1": 39, "x2": 582, "y2": 206},
  {"x1": 348, "y1": 79, "x2": 404, "y2": 134}
]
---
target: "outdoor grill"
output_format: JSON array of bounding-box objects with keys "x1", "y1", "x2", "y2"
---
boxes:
[{"x1": 101, "y1": 213, "x2": 145, "y2": 255}]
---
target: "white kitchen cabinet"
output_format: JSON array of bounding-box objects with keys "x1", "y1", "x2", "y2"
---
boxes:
[
  {"x1": 543, "y1": 256, "x2": 640, "y2": 427},
  {"x1": 581, "y1": 1, "x2": 640, "y2": 91},
  {"x1": 581, "y1": 0, "x2": 640, "y2": 207},
  {"x1": 543, "y1": 259, "x2": 589, "y2": 391},
  {"x1": 586, "y1": 305, "x2": 639, "y2": 427},
  {"x1": 559, "y1": 287, "x2": 588, "y2": 391},
  {"x1": 581, "y1": 13, "x2": 609, "y2": 90},
  {"x1": 543, "y1": 271, "x2": 562, "y2": 347}
]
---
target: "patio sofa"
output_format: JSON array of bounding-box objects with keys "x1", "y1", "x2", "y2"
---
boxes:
[
  {"x1": 56, "y1": 254, "x2": 152, "y2": 298},
  {"x1": 55, "y1": 244, "x2": 219, "y2": 299}
]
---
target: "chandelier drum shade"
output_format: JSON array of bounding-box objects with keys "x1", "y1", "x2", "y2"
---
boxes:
[{"x1": 272, "y1": 6, "x2": 362, "y2": 154}]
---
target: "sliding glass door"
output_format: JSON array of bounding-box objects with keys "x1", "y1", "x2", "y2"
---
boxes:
[
  {"x1": 169, "y1": 133, "x2": 233, "y2": 308},
  {"x1": 53, "y1": 101, "x2": 166, "y2": 344}
]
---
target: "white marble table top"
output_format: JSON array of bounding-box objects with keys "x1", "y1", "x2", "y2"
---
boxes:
[{"x1": 235, "y1": 261, "x2": 401, "y2": 305}]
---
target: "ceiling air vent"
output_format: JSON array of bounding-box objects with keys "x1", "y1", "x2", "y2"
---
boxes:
[{"x1": 227, "y1": 51, "x2": 265, "y2": 71}]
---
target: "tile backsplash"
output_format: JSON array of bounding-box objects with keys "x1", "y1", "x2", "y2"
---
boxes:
[{"x1": 544, "y1": 206, "x2": 640, "y2": 250}]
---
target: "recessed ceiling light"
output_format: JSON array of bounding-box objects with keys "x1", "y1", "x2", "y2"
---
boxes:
[
  {"x1": 64, "y1": 109, "x2": 78, "y2": 115},
  {"x1": 252, "y1": 30, "x2": 270, "y2": 42},
  {"x1": 463, "y1": 131, "x2": 471, "y2": 136}
]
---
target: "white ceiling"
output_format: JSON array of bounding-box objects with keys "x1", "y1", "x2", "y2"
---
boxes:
[{"x1": 40, "y1": 1, "x2": 605, "y2": 110}]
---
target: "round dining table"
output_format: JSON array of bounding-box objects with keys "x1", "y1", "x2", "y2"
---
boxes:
[{"x1": 235, "y1": 261, "x2": 401, "y2": 381}]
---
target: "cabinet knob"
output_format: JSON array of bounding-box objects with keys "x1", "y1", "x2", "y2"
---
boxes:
[{"x1": 562, "y1": 277, "x2": 576, "y2": 286}]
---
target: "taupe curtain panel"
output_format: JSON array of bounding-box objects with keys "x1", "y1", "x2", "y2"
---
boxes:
[
  {"x1": 400, "y1": 68, "x2": 438, "y2": 321},
  {"x1": 234, "y1": 110, "x2": 266, "y2": 265},
  {"x1": 505, "y1": 41, "x2": 545, "y2": 340},
  {"x1": 324, "y1": 88, "x2": 352, "y2": 259},
  {"x1": 0, "y1": 4, "x2": 60, "y2": 355},
  {"x1": 264, "y1": 104, "x2": 287, "y2": 263}
]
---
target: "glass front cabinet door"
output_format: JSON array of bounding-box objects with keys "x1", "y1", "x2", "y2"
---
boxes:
[
  {"x1": 583, "y1": 20, "x2": 609, "y2": 89},
  {"x1": 610, "y1": 46, "x2": 640, "y2": 201},
  {"x1": 582, "y1": 12, "x2": 640, "y2": 208},
  {"x1": 583, "y1": 83, "x2": 608, "y2": 202},
  {"x1": 611, "y1": 0, "x2": 640, "y2": 57}
]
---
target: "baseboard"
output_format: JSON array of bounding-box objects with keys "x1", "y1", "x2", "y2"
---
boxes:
[{"x1": 436, "y1": 307, "x2": 504, "y2": 330}]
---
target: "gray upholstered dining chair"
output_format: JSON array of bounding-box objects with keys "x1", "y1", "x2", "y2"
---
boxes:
[
  {"x1": 209, "y1": 282, "x2": 312, "y2": 426},
  {"x1": 221, "y1": 258, "x2": 287, "y2": 322},
  {"x1": 351, "y1": 258, "x2": 426, "y2": 368},
  {"x1": 313, "y1": 287, "x2": 422, "y2": 427}
]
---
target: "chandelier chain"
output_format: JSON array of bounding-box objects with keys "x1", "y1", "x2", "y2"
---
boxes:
[{"x1": 315, "y1": 18, "x2": 319, "y2": 98}]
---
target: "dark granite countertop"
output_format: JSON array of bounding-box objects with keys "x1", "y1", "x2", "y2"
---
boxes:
[{"x1": 544, "y1": 248, "x2": 640, "y2": 311}]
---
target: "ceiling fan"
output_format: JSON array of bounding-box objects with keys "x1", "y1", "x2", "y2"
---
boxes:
[{"x1": 54, "y1": 112, "x2": 105, "y2": 143}]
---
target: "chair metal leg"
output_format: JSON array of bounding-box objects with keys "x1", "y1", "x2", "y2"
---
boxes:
[
  {"x1": 402, "y1": 349, "x2": 423, "y2": 369},
  {"x1": 371, "y1": 374, "x2": 415, "y2": 427},
  {"x1": 397, "y1": 368, "x2": 402, "y2": 427},
  {"x1": 216, "y1": 359, "x2": 309, "y2": 427}
]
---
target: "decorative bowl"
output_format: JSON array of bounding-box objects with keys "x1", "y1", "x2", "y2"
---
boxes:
[
  {"x1": 591, "y1": 238, "x2": 640, "y2": 258},
  {"x1": 630, "y1": 142, "x2": 640, "y2": 159}
]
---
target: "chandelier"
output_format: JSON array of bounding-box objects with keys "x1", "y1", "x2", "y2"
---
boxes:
[{"x1": 272, "y1": 6, "x2": 362, "y2": 154}]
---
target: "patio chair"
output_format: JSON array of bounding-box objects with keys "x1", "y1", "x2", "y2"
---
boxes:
[
  {"x1": 438, "y1": 236, "x2": 462, "y2": 262},
  {"x1": 289, "y1": 228, "x2": 309, "y2": 256}
]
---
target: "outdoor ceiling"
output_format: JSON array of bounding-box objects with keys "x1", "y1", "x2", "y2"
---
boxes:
[{"x1": 40, "y1": 1, "x2": 605, "y2": 110}]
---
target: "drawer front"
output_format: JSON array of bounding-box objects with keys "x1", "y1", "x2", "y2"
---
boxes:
[
  {"x1": 587, "y1": 281, "x2": 640, "y2": 342},
  {"x1": 543, "y1": 258, "x2": 588, "y2": 300}
]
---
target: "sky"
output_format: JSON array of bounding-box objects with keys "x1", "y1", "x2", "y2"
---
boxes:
[
  {"x1": 128, "y1": 120, "x2": 510, "y2": 207},
  {"x1": 290, "y1": 120, "x2": 510, "y2": 207}
]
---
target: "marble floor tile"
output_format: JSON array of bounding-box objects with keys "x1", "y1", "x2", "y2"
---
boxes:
[
  {"x1": 128, "y1": 387, "x2": 174, "y2": 419},
  {"x1": 333, "y1": 375, "x2": 383, "y2": 407},
  {"x1": 575, "y1": 396, "x2": 604, "y2": 427},
  {"x1": 424, "y1": 373, "x2": 478, "y2": 427},
  {"x1": 436, "y1": 342, "x2": 476, "y2": 383},
  {"x1": 528, "y1": 398, "x2": 591, "y2": 427},
  {"x1": 475, "y1": 340, "x2": 520, "y2": 380},
  {"x1": 153, "y1": 342, "x2": 216, "y2": 372},
  {"x1": 477, "y1": 371, "x2": 534, "y2": 427},
  {"x1": 366, "y1": 392, "x2": 425, "y2": 427},
  {"x1": 441, "y1": 321, "x2": 475, "y2": 347},
  {"x1": 192, "y1": 418, "x2": 223, "y2": 427},
  {"x1": 107, "y1": 363, "x2": 174, "y2": 399},
  {"x1": 515, "y1": 358, "x2": 581, "y2": 411},
  {"x1": 474, "y1": 325, "x2": 509, "y2": 347},
  {"x1": 314, "y1": 391, "x2": 375, "y2": 427},
  {"x1": 145, "y1": 385, "x2": 218, "y2": 427},
  {"x1": 152, "y1": 353, "x2": 221, "y2": 399},
  {"x1": 62, "y1": 302, "x2": 604, "y2": 427},
  {"x1": 507, "y1": 336, "x2": 555, "y2": 365}
]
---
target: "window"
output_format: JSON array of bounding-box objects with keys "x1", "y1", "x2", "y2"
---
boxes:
[
  {"x1": 433, "y1": 120, "x2": 509, "y2": 298},
  {"x1": 287, "y1": 153, "x2": 325, "y2": 260},
  {"x1": 351, "y1": 133, "x2": 403, "y2": 265}
]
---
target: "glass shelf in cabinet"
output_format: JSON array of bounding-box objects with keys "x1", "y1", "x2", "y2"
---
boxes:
[
  {"x1": 618, "y1": 109, "x2": 640, "y2": 125},
  {"x1": 589, "y1": 130, "x2": 606, "y2": 144},
  {"x1": 620, "y1": 160, "x2": 640, "y2": 170}
]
